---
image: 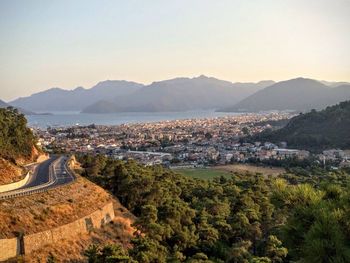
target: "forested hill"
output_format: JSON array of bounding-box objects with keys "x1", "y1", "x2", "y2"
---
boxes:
[
  {"x1": 79, "y1": 154, "x2": 350, "y2": 263},
  {"x1": 253, "y1": 101, "x2": 350, "y2": 151},
  {"x1": 0, "y1": 107, "x2": 37, "y2": 162}
]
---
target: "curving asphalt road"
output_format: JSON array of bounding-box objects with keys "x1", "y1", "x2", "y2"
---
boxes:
[{"x1": 0, "y1": 155, "x2": 76, "y2": 200}]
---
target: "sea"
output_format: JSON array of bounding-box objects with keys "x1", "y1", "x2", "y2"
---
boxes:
[{"x1": 27, "y1": 110, "x2": 241, "y2": 129}]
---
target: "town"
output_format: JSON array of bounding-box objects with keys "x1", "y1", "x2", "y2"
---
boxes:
[{"x1": 34, "y1": 112, "x2": 350, "y2": 169}]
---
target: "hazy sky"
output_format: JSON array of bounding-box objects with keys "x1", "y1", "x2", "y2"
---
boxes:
[{"x1": 1, "y1": 0, "x2": 349, "y2": 101}]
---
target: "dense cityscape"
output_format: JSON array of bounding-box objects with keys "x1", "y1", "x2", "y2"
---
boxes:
[{"x1": 35, "y1": 112, "x2": 350, "y2": 169}]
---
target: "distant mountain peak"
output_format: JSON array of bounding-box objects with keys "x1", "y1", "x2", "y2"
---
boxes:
[
  {"x1": 48, "y1": 87, "x2": 64, "y2": 91},
  {"x1": 74, "y1": 86, "x2": 85, "y2": 91},
  {"x1": 285, "y1": 77, "x2": 329, "y2": 86},
  {"x1": 196, "y1": 74, "x2": 210, "y2": 79},
  {"x1": 292, "y1": 77, "x2": 309, "y2": 80},
  {"x1": 256, "y1": 80, "x2": 275, "y2": 85},
  {"x1": 92, "y1": 80, "x2": 144, "y2": 89}
]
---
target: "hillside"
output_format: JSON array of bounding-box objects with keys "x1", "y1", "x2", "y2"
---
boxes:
[
  {"x1": 82, "y1": 76, "x2": 274, "y2": 113},
  {"x1": 220, "y1": 78, "x2": 350, "y2": 112},
  {"x1": 10, "y1": 80, "x2": 143, "y2": 112},
  {"x1": 0, "y1": 158, "x2": 24, "y2": 185},
  {"x1": 0, "y1": 107, "x2": 37, "y2": 162},
  {"x1": 0, "y1": 175, "x2": 135, "y2": 261},
  {"x1": 0, "y1": 107, "x2": 41, "y2": 184},
  {"x1": 253, "y1": 101, "x2": 350, "y2": 151},
  {"x1": 79, "y1": 154, "x2": 350, "y2": 263},
  {"x1": 0, "y1": 108, "x2": 135, "y2": 261}
]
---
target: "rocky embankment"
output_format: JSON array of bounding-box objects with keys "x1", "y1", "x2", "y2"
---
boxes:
[{"x1": 0, "y1": 149, "x2": 48, "y2": 186}]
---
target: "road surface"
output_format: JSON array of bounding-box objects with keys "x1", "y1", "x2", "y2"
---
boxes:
[{"x1": 0, "y1": 155, "x2": 75, "y2": 200}]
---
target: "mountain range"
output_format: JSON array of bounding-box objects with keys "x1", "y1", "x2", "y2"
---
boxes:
[
  {"x1": 220, "y1": 78, "x2": 350, "y2": 112},
  {"x1": 7, "y1": 76, "x2": 350, "y2": 114},
  {"x1": 82, "y1": 76, "x2": 274, "y2": 113},
  {"x1": 10, "y1": 80, "x2": 143, "y2": 112}
]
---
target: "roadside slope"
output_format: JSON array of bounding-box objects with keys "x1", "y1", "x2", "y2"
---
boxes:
[
  {"x1": 0, "y1": 158, "x2": 136, "y2": 262},
  {"x1": 0, "y1": 107, "x2": 44, "y2": 185}
]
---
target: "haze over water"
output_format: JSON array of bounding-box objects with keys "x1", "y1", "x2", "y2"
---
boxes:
[{"x1": 27, "y1": 111, "x2": 241, "y2": 129}]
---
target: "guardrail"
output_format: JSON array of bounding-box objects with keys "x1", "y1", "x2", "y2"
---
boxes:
[{"x1": 0, "y1": 156, "x2": 76, "y2": 200}]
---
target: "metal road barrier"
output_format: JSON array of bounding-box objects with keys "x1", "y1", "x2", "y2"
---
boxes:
[{"x1": 0, "y1": 156, "x2": 76, "y2": 200}]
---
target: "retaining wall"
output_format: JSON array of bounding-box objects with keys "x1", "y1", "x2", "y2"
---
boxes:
[
  {"x1": 0, "y1": 172, "x2": 30, "y2": 193},
  {"x1": 0, "y1": 202, "x2": 115, "y2": 261},
  {"x1": 0, "y1": 238, "x2": 19, "y2": 261},
  {"x1": 0, "y1": 154, "x2": 49, "y2": 194}
]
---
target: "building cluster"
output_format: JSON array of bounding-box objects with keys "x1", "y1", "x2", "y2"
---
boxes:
[
  {"x1": 34, "y1": 112, "x2": 349, "y2": 168},
  {"x1": 321, "y1": 149, "x2": 350, "y2": 168}
]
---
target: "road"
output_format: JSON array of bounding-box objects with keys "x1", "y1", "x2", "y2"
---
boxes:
[{"x1": 0, "y1": 155, "x2": 76, "y2": 200}]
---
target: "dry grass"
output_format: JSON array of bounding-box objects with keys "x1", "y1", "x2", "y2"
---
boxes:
[
  {"x1": 14, "y1": 146, "x2": 42, "y2": 166},
  {"x1": 0, "y1": 177, "x2": 112, "y2": 238},
  {"x1": 216, "y1": 164, "x2": 285, "y2": 177},
  {"x1": 0, "y1": 150, "x2": 48, "y2": 185},
  {"x1": 23, "y1": 200, "x2": 136, "y2": 263},
  {"x1": 0, "y1": 157, "x2": 24, "y2": 185},
  {"x1": 1, "y1": 158, "x2": 136, "y2": 262}
]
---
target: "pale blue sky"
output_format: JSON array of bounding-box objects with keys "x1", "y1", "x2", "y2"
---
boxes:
[{"x1": 1, "y1": 0, "x2": 349, "y2": 101}]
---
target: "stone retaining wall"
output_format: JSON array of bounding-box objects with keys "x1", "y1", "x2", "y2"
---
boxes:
[
  {"x1": 0, "y1": 238, "x2": 19, "y2": 261},
  {"x1": 0, "y1": 202, "x2": 115, "y2": 261}
]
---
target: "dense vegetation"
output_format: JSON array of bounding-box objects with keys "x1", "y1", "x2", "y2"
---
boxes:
[
  {"x1": 176, "y1": 168, "x2": 231, "y2": 180},
  {"x1": 79, "y1": 155, "x2": 350, "y2": 263},
  {"x1": 0, "y1": 107, "x2": 36, "y2": 162},
  {"x1": 253, "y1": 101, "x2": 350, "y2": 152}
]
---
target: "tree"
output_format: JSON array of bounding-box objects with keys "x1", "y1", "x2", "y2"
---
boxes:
[
  {"x1": 265, "y1": 235, "x2": 287, "y2": 263},
  {"x1": 242, "y1": 127, "x2": 250, "y2": 136},
  {"x1": 46, "y1": 253, "x2": 57, "y2": 263},
  {"x1": 85, "y1": 244, "x2": 131, "y2": 263},
  {"x1": 0, "y1": 107, "x2": 37, "y2": 161},
  {"x1": 79, "y1": 154, "x2": 350, "y2": 263}
]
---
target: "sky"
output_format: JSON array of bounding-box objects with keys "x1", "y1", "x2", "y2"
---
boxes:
[{"x1": 0, "y1": 0, "x2": 349, "y2": 101}]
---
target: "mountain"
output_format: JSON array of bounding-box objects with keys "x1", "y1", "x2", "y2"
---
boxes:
[
  {"x1": 82, "y1": 76, "x2": 274, "y2": 113},
  {"x1": 320, "y1": 80, "x2": 350, "y2": 87},
  {"x1": 253, "y1": 101, "x2": 350, "y2": 152},
  {"x1": 220, "y1": 78, "x2": 350, "y2": 112},
  {"x1": 0, "y1": 99, "x2": 8, "y2": 108},
  {"x1": 10, "y1": 80, "x2": 144, "y2": 112},
  {"x1": 0, "y1": 99, "x2": 36, "y2": 115}
]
